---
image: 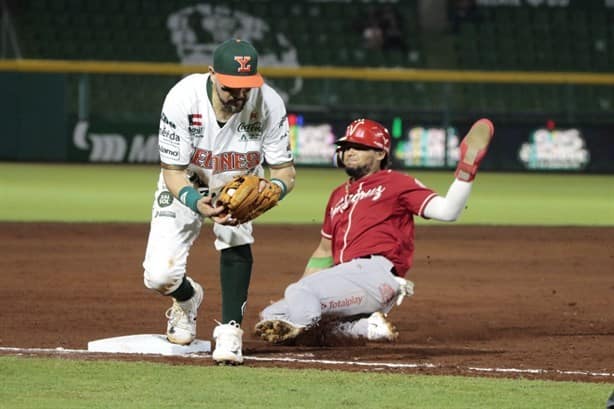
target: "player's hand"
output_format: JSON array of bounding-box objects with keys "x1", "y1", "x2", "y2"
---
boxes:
[
  {"x1": 196, "y1": 196, "x2": 235, "y2": 224},
  {"x1": 394, "y1": 277, "x2": 415, "y2": 306}
]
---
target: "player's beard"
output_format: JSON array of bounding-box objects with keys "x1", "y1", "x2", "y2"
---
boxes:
[
  {"x1": 214, "y1": 88, "x2": 247, "y2": 114},
  {"x1": 344, "y1": 164, "x2": 370, "y2": 180},
  {"x1": 220, "y1": 97, "x2": 246, "y2": 114}
]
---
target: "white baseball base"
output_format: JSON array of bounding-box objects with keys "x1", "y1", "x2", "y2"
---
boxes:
[{"x1": 87, "y1": 334, "x2": 211, "y2": 356}]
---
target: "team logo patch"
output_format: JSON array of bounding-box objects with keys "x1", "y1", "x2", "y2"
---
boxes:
[
  {"x1": 378, "y1": 283, "x2": 396, "y2": 305},
  {"x1": 157, "y1": 191, "x2": 174, "y2": 207},
  {"x1": 234, "y1": 56, "x2": 252, "y2": 73}
]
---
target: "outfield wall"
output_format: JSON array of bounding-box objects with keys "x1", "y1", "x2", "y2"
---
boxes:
[
  {"x1": 1, "y1": 71, "x2": 612, "y2": 173},
  {"x1": 2, "y1": 108, "x2": 611, "y2": 174}
]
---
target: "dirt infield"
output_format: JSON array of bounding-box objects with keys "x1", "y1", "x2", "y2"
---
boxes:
[{"x1": 1, "y1": 222, "x2": 612, "y2": 382}]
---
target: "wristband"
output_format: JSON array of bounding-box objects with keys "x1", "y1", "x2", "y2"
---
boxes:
[
  {"x1": 271, "y1": 178, "x2": 288, "y2": 200},
  {"x1": 306, "y1": 256, "x2": 333, "y2": 269},
  {"x1": 178, "y1": 186, "x2": 202, "y2": 214}
]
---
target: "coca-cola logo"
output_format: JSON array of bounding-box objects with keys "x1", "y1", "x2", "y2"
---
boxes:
[{"x1": 237, "y1": 121, "x2": 263, "y2": 135}]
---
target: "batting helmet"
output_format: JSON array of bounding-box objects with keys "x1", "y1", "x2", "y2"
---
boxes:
[{"x1": 336, "y1": 119, "x2": 391, "y2": 169}]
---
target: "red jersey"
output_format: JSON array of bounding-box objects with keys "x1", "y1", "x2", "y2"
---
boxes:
[{"x1": 321, "y1": 170, "x2": 437, "y2": 277}]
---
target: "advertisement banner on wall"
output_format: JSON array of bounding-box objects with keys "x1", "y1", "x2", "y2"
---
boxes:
[
  {"x1": 69, "y1": 118, "x2": 159, "y2": 163},
  {"x1": 65, "y1": 114, "x2": 614, "y2": 173}
]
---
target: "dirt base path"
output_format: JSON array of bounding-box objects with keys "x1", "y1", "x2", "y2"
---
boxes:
[{"x1": 1, "y1": 223, "x2": 612, "y2": 382}]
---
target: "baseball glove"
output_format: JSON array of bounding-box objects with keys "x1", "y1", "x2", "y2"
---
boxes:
[{"x1": 217, "y1": 175, "x2": 282, "y2": 224}]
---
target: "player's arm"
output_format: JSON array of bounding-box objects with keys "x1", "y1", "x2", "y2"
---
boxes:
[
  {"x1": 421, "y1": 179, "x2": 472, "y2": 222},
  {"x1": 423, "y1": 118, "x2": 494, "y2": 221},
  {"x1": 302, "y1": 236, "x2": 333, "y2": 278},
  {"x1": 269, "y1": 163, "x2": 296, "y2": 200},
  {"x1": 161, "y1": 166, "x2": 230, "y2": 222}
]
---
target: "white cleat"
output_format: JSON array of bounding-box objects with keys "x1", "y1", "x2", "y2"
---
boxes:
[
  {"x1": 165, "y1": 278, "x2": 203, "y2": 345},
  {"x1": 367, "y1": 312, "x2": 399, "y2": 342},
  {"x1": 212, "y1": 321, "x2": 244, "y2": 365}
]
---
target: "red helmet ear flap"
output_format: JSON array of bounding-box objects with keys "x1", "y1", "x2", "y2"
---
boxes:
[
  {"x1": 379, "y1": 153, "x2": 390, "y2": 169},
  {"x1": 335, "y1": 146, "x2": 345, "y2": 168}
]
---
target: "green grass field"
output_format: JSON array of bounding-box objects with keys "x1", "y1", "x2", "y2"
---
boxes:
[
  {"x1": 0, "y1": 357, "x2": 611, "y2": 409},
  {"x1": 1, "y1": 162, "x2": 613, "y2": 408},
  {"x1": 1, "y1": 163, "x2": 613, "y2": 225}
]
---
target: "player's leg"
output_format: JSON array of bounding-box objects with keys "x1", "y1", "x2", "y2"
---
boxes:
[
  {"x1": 332, "y1": 312, "x2": 398, "y2": 341},
  {"x1": 256, "y1": 256, "x2": 400, "y2": 343},
  {"x1": 220, "y1": 244, "x2": 252, "y2": 324},
  {"x1": 256, "y1": 298, "x2": 306, "y2": 343},
  {"x1": 289, "y1": 257, "x2": 399, "y2": 322},
  {"x1": 143, "y1": 184, "x2": 204, "y2": 345},
  {"x1": 259, "y1": 298, "x2": 290, "y2": 321},
  {"x1": 210, "y1": 223, "x2": 255, "y2": 364}
]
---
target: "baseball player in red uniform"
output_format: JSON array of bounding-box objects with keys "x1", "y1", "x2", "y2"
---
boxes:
[
  {"x1": 143, "y1": 39, "x2": 295, "y2": 364},
  {"x1": 255, "y1": 117, "x2": 494, "y2": 343}
]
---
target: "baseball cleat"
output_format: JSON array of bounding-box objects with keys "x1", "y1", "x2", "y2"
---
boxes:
[
  {"x1": 166, "y1": 277, "x2": 203, "y2": 345},
  {"x1": 366, "y1": 312, "x2": 399, "y2": 342},
  {"x1": 212, "y1": 321, "x2": 244, "y2": 365},
  {"x1": 254, "y1": 319, "x2": 304, "y2": 343},
  {"x1": 455, "y1": 118, "x2": 494, "y2": 182}
]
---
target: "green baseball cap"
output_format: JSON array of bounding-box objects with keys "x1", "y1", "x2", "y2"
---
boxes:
[{"x1": 213, "y1": 39, "x2": 264, "y2": 88}]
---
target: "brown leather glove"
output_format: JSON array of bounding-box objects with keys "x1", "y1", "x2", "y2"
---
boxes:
[{"x1": 217, "y1": 175, "x2": 282, "y2": 224}]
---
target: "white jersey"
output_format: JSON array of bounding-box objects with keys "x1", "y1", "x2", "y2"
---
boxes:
[{"x1": 157, "y1": 73, "x2": 293, "y2": 195}]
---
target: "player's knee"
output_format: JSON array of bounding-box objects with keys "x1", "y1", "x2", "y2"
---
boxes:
[
  {"x1": 284, "y1": 282, "x2": 321, "y2": 326},
  {"x1": 143, "y1": 265, "x2": 183, "y2": 295},
  {"x1": 259, "y1": 300, "x2": 288, "y2": 321}
]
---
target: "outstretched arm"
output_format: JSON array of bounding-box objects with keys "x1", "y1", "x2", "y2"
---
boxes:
[
  {"x1": 422, "y1": 179, "x2": 472, "y2": 222},
  {"x1": 302, "y1": 237, "x2": 333, "y2": 278},
  {"x1": 423, "y1": 118, "x2": 494, "y2": 222}
]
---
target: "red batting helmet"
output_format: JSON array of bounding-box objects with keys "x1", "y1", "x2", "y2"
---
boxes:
[{"x1": 336, "y1": 119, "x2": 391, "y2": 169}]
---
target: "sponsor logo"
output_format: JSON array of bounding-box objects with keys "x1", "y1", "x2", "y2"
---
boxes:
[
  {"x1": 155, "y1": 210, "x2": 176, "y2": 218},
  {"x1": 160, "y1": 127, "x2": 180, "y2": 144},
  {"x1": 157, "y1": 191, "x2": 174, "y2": 207},
  {"x1": 330, "y1": 184, "x2": 386, "y2": 217},
  {"x1": 394, "y1": 126, "x2": 459, "y2": 167},
  {"x1": 288, "y1": 118, "x2": 335, "y2": 165},
  {"x1": 191, "y1": 148, "x2": 261, "y2": 173},
  {"x1": 518, "y1": 127, "x2": 589, "y2": 170},
  {"x1": 159, "y1": 144, "x2": 179, "y2": 158},
  {"x1": 237, "y1": 121, "x2": 263, "y2": 135},
  {"x1": 73, "y1": 120, "x2": 159, "y2": 163},
  {"x1": 189, "y1": 126, "x2": 203, "y2": 137},
  {"x1": 188, "y1": 114, "x2": 202, "y2": 126},
  {"x1": 321, "y1": 295, "x2": 364, "y2": 311},
  {"x1": 161, "y1": 113, "x2": 176, "y2": 129},
  {"x1": 277, "y1": 114, "x2": 287, "y2": 129}
]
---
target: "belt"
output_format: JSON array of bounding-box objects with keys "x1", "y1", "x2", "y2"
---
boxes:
[{"x1": 357, "y1": 255, "x2": 398, "y2": 276}]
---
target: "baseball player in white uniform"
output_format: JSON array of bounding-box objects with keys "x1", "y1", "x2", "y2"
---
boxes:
[{"x1": 142, "y1": 39, "x2": 296, "y2": 364}]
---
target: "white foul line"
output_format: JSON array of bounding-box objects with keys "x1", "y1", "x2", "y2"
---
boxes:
[{"x1": 0, "y1": 346, "x2": 612, "y2": 378}]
